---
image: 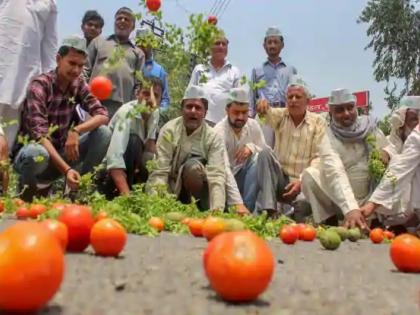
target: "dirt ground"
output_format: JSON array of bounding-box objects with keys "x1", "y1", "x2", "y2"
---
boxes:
[{"x1": 1, "y1": 219, "x2": 419, "y2": 315}]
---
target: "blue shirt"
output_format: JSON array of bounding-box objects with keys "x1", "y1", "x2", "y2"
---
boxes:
[
  {"x1": 250, "y1": 59, "x2": 297, "y2": 117},
  {"x1": 143, "y1": 59, "x2": 170, "y2": 110}
]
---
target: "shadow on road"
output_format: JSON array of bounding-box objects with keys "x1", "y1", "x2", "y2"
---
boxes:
[{"x1": 206, "y1": 293, "x2": 271, "y2": 307}]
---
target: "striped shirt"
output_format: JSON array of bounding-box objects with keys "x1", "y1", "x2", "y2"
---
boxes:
[
  {"x1": 20, "y1": 70, "x2": 108, "y2": 149},
  {"x1": 266, "y1": 108, "x2": 326, "y2": 180}
]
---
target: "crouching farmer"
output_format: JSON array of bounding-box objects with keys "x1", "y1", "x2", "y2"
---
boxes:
[
  {"x1": 146, "y1": 85, "x2": 226, "y2": 211},
  {"x1": 99, "y1": 77, "x2": 162, "y2": 198},
  {"x1": 13, "y1": 36, "x2": 111, "y2": 201}
]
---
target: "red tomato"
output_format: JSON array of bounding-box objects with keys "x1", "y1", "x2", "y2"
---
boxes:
[
  {"x1": 51, "y1": 202, "x2": 67, "y2": 211},
  {"x1": 300, "y1": 226, "x2": 317, "y2": 242},
  {"x1": 207, "y1": 15, "x2": 218, "y2": 25},
  {"x1": 202, "y1": 217, "x2": 225, "y2": 241},
  {"x1": 279, "y1": 225, "x2": 299, "y2": 245},
  {"x1": 292, "y1": 223, "x2": 307, "y2": 240},
  {"x1": 205, "y1": 231, "x2": 275, "y2": 302},
  {"x1": 28, "y1": 204, "x2": 47, "y2": 219},
  {"x1": 149, "y1": 217, "x2": 164, "y2": 232},
  {"x1": 90, "y1": 76, "x2": 112, "y2": 100},
  {"x1": 188, "y1": 218, "x2": 205, "y2": 237},
  {"x1": 370, "y1": 228, "x2": 385, "y2": 244},
  {"x1": 95, "y1": 210, "x2": 109, "y2": 222},
  {"x1": 146, "y1": 0, "x2": 161, "y2": 12},
  {"x1": 41, "y1": 219, "x2": 69, "y2": 251},
  {"x1": 90, "y1": 218, "x2": 127, "y2": 257},
  {"x1": 16, "y1": 207, "x2": 30, "y2": 220},
  {"x1": 0, "y1": 200, "x2": 4, "y2": 213},
  {"x1": 58, "y1": 205, "x2": 95, "y2": 252},
  {"x1": 384, "y1": 230, "x2": 395, "y2": 240},
  {"x1": 0, "y1": 222, "x2": 64, "y2": 312},
  {"x1": 390, "y1": 234, "x2": 420, "y2": 272}
]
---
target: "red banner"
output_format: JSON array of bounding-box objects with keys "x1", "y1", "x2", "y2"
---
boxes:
[{"x1": 308, "y1": 91, "x2": 369, "y2": 113}]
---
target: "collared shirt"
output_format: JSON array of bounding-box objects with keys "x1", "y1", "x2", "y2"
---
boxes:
[
  {"x1": 250, "y1": 59, "x2": 297, "y2": 117},
  {"x1": 266, "y1": 108, "x2": 326, "y2": 179},
  {"x1": 106, "y1": 100, "x2": 159, "y2": 170},
  {"x1": 20, "y1": 70, "x2": 108, "y2": 149},
  {"x1": 0, "y1": 0, "x2": 58, "y2": 108},
  {"x1": 189, "y1": 61, "x2": 241, "y2": 124},
  {"x1": 86, "y1": 35, "x2": 145, "y2": 104},
  {"x1": 214, "y1": 117, "x2": 266, "y2": 174},
  {"x1": 147, "y1": 117, "x2": 226, "y2": 210},
  {"x1": 143, "y1": 59, "x2": 170, "y2": 110},
  {"x1": 0, "y1": 124, "x2": 4, "y2": 137}
]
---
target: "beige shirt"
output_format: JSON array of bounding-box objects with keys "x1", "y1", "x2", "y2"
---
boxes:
[
  {"x1": 147, "y1": 117, "x2": 226, "y2": 210},
  {"x1": 265, "y1": 108, "x2": 327, "y2": 179}
]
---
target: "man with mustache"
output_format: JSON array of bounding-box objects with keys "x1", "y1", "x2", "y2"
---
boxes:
[
  {"x1": 147, "y1": 85, "x2": 227, "y2": 211},
  {"x1": 13, "y1": 36, "x2": 110, "y2": 202},
  {"x1": 100, "y1": 77, "x2": 163, "y2": 198},
  {"x1": 301, "y1": 89, "x2": 388, "y2": 229},
  {"x1": 188, "y1": 35, "x2": 241, "y2": 126},
  {"x1": 214, "y1": 86, "x2": 266, "y2": 211},
  {"x1": 250, "y1": 27, "x2": 297, "y2": 147},
  {"x1": 86, "y1": 7, "x2": 145, "y2": 118},
  {"x1": 256, "y1": 76, "x2": 326, "y2": 217}
]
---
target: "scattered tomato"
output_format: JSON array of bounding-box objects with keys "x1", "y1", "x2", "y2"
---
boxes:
[
  {"x1": 51, "y1": 202, "x2": 67, "y2": 211},
  {"x1": 16, "y1": 207, "x2": 30, "y2": 220},
  {"x1": 95, "y1": 210, "x2": 108, "y2": 222},
  {"x1": 188, "y1": 218, "x2": 205, "y2": 237},
  {"x1": 370, "y1": 228, "x2": 385, "y2": 244},
  {"x1": 58, "y1": 204, "x2": 95, "y2": 252},
  {"x1": 384, "y1": 230, "x2": 395, "y2": 240},
  {"x1": 279, "y1": 225, "x2": 299, "y2": 245},
  {"x1": 207, "y1": 15, "x2": 218, "y2": 25},
  {"x1": 300, "y1": 226, "x2": 317, "y2": 242},
  {"x1": 90, "y1": 218, "x2": 127, "y2": 257},
  {"x1": 390, "y1": 234, "x2": 420, "y2": 273},
  {"x1": 28, "y1": 203, "x2": 47, "y2": 219},
  {"x1": 0, "y1": 200, "x2": 4, "y2": 213},
  {"x1": 202, "y1": 217, "x2": 225, "y2": 241},
  {"x1": 13, "y1": 198, "x2": 25, "y2": 207},
  {"x1": 41, "y1": 219, "x2": 68, "y2": 251},
  {"x1": 205, "y1": 231, "x2": 275, "y2": 302},
  {"x1": 90, "y1": 76, "x2": 112, "y2": 100},
  {"x1": 146, "y1": 0, "x2": 161, "y2": 12},
  {"x1": 149, "y1": 217, "x2": 164, "y2": 232},
  {"x1": 181, "y1": 217, "x2": 192, "y2": 225},
  {"x1": 0, "y1": 222, "x2": 64, "y2": 312}
]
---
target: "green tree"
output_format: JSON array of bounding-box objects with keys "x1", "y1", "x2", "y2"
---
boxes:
[{"x1": 359, "y1": 0, "x2": 420, "y2": 109}]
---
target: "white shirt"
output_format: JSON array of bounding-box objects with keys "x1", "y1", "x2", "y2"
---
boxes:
[
  {"x1": 214, "y1": 117, "x2": 266, "y2": 174},
  {"x1": 0, "y1": 0, "x2": 58, "y2": 108},
  {"x1": 189, "y1": 61, "x2": 241, "y2": 124}
]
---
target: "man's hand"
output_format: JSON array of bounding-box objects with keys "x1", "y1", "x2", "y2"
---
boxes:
[
  {"x1": 282, "y1": 180, "x2": 301, "y2": 202},
  {"x1": 360, "y1": 202, "x2": 378, "y2": 218},
  {"x1": 380, "y1": 150, "x2": 390, "y2": 166},
  {"x1": 65, "y1": 130, "x2": 80, "y2": 162},
  {"x1": 66, "y1": 169, "x2": 81, "y2": 191},
  {"x1": 236, "y1": 204, "x2": 251, "y2": 216},
  {"x1": 343, "y1": 209, "x2": 368, "y2": 230},
  {"x1": 256, "y1": 99, "x2": 269, "y2": 115},
  {"x1": 235, "y1": 146, "x2": 252, "y2": 164}
]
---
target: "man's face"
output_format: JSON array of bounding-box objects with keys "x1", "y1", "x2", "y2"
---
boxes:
[
  {"x1": 114, "y1": 13, "x2": 134, "y2": 39},
  {"x1": 81, "y1": 20, "x2": 102, "y2": 42},
  {"x1": 182, "y1": 99, "x2": 206, "y2": 133},
  {"x1": 286, "y1": 86, "x2": 308, "y2": 118},
  {"x1": 56, "y1": 49, "x2": 86, "y2": 83},
  {"x1": 227, "y1": 102, "x2": 249, "y2": 129},
  {"x1": 263, "y1": 36, "x2": 283, "y2": 58},
  {"x1": 404, "y1": 108, "x2": 420, "y2": 131},
  {"x1": 330, "y1": 103, "x2": 358, "y2": 128},
  {"x1": 136, "y1": 84, "x2": 163, "y2": 109},
  {"x1": 211, "y1": 38, "x2": 228, "y2": 61}
]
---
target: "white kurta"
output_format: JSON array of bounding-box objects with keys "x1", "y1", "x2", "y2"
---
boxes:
[
  {"x1": 302, "y1": 128, "x2": 387, "y2": 223},
  {"x1": 0, "y1": 0, "x2": 57, "y2": 148},
  {"x1": 370, "y1": 125, "x2": 420, "y2": 225}
]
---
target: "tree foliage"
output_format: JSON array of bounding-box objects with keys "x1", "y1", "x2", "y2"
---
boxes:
[{"x1": 359, "y1": 0, "x2": 420, "y2": 109}]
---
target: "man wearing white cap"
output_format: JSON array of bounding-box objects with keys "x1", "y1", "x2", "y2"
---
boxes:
[
  {"x1": 256, "y1": 76, "x2": 325, "y2": 216},
  {"x1": 360, "y1": 96, "x2": 420, "y2": 231},
  {"x1": 250, "y1": 26, "x2": 297, "y2": 147},
  {"x1": 188, "y1": 34, "x2": 241, "y2": 126},
  {"x1": 147, "y1": 85, "x2": 227, "y2": 211},
  {"x1": 383, "y1": 96, "x2": 420, "y2": 159},
  {"x1": 214, "y1": 86, "x2": 267, "y2": 211},
  {"x1": 301, "y1": 88, "x2": 388, "y2": 228}
]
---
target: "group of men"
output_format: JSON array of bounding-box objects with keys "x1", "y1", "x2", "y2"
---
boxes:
[{"x1": 0, "y1": 3, "x2": 420, "y2": 233}]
